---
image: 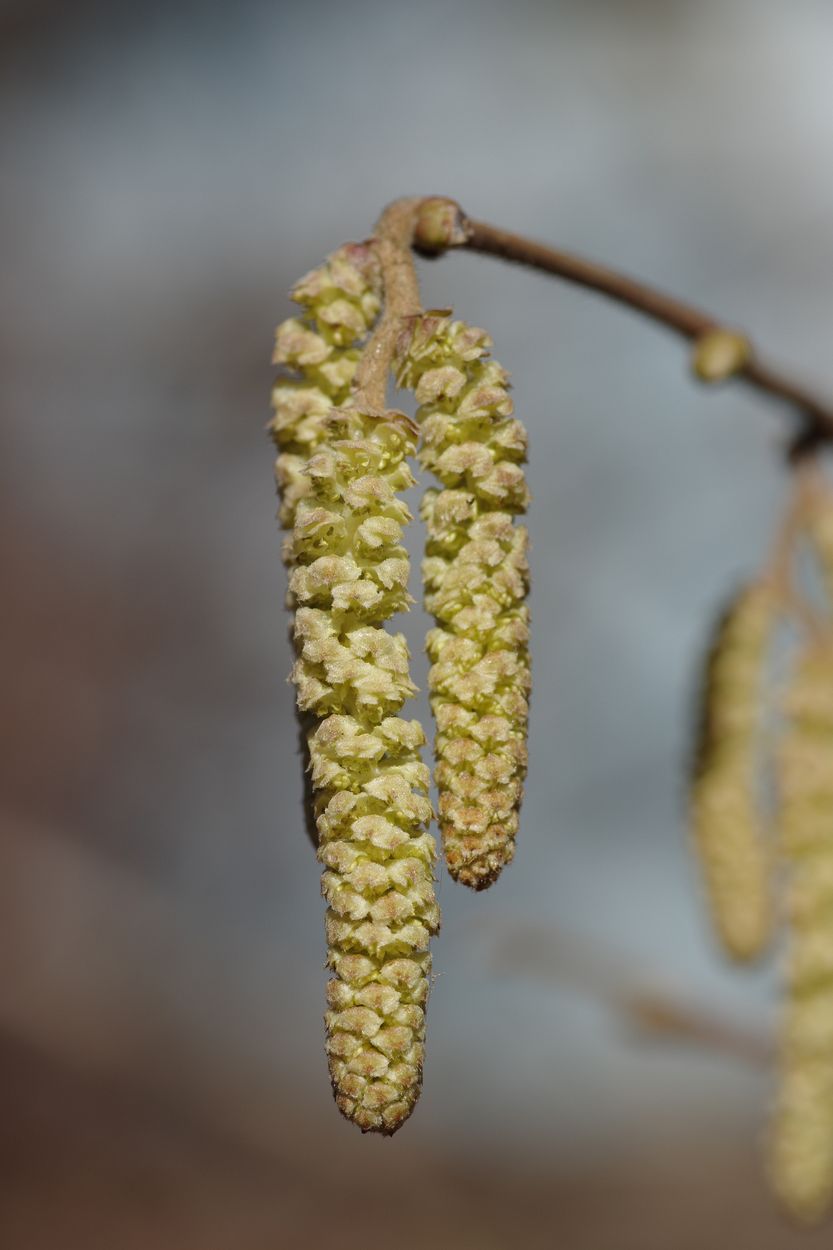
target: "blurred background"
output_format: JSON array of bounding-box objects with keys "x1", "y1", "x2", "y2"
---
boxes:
[{"x1": 3, "y1": 0, "x2": 833, "y2": 1245}]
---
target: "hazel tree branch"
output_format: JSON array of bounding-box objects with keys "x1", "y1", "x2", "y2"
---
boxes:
[
  {"x1": 408, "y1": 196, "x2": 833, "y2": 458},
  {"x1": 351, "y1": 198, "x2": 423, "y2": 411}
]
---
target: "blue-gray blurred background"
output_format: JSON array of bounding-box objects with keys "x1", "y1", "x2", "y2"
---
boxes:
[{"x1": 3, "y1": 1, "x2": 833, "y2": 1245}]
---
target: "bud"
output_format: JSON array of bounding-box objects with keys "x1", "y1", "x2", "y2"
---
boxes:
[
  {"x1": 691, "y1": 327, "x2": 751, "y2": 384},
  {"x1": 413, "y1": 197, "x2": 471, "y2": 254}
]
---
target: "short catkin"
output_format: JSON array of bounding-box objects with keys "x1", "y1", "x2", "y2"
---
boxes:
[
  {"x1": 272, "y1": 249, "x2": 440, "y2": 1133},
  {"x1": 690, "y1": 584, "x2": 775, "y2": 960},
  {"x1": 770, "y1": 643, "x2": 833, "y2": 1223},
  {"x1": 397, "y1": 313, "x2": 531, "y2": 890}
]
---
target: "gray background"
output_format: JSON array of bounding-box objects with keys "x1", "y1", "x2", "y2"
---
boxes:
[{"x1": 3, "y1": 0, "x2": 832, "y2": 1245}]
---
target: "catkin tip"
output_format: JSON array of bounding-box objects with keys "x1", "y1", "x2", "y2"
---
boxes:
[{"x1": 445, "y1": 838, "x2": 515, "y2": 891}]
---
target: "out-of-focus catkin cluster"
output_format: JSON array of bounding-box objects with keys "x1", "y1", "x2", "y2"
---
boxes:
[
  {"x1": 397, "y1": 313, "x2": 531, "y2": 890},
  {"x1": 770, "y1": 644, "x2": 833, "y2": 1223},
  {"x1": 271, "y1": 248, "x2": 440, "y2": 1134},
  {"x1": 688, "y1": 472, "x2": 833, "y2": 1223},
  {"x1": 690, "y1": 584, "x2": 775, "y2": 961}
]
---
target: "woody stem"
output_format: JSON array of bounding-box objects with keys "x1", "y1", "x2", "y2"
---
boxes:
[{"x1": 411, "y1": 199, "x2": 833, "y2": 458}]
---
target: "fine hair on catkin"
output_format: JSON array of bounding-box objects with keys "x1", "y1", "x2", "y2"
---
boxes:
[
  {"x1": 690, "y1": 583, "x2": 776, "y2": 961},
  {"x1": 396, "y1": 312, "x2": 531, "y2": 890},
  {"x1": 769, "y1": 642, "x2": 833, "y2": 1223},
  {"x1": 272, "y1": 247, "x2": 440, "y2": 1133}
]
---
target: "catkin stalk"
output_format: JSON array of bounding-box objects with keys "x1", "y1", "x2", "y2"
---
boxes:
[
  {"x1": 272, "y1": 249, "x2": 440, "y2": 1132},
  {"x1": 805, "y1": 479, "x2": 833, "y2": 612},
  {"x1": 397, "y1": 313, "x2": 531, "y2": 890},
  {"x1": 770, "y1": 644, "x2": 833, "y2": 1223},
  {"x1": 690, "y1": 584, "x2": 775, "y2": 960}
]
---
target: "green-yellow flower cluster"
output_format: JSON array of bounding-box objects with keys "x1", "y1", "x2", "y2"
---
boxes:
[
  {"x1": 690, "y1": 584, "x2": 775, "y2": 961},
  {"x1": 272, "y1": 248, "x2": 440, "y2": 1133},
  {"x1": 770, "y1": 644, "x2": 833, "y2": 1223},
  {"x1": 398, "y1": 313, "x2": 531, "y2": 890}
]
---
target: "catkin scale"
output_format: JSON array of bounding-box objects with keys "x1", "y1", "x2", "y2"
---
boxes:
[
  {"x1": 398, "y1": 313, "x2": 531, "y2": 890},
  {"x1": 770, "y1": 645, "x2": 833, "y2": 1223},
  {"x1": 272, "y1": 249, "x2": 440, "y2": 1133},
  {"x1": 690, "y1": 584, "x2": 775, "y2": 961}
]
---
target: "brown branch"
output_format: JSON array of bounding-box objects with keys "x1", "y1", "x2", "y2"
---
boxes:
[
  {"x1": 352, "y1": 198, "x2": 423, "y2": 411},
  {"x1": 410, "y1": 198, "x2": 833, "y2": 456}
]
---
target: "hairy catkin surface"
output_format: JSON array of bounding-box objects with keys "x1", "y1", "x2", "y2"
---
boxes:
[
  {"x1": 690, "y1": 585, "x2": 775, "y2": 960},
  {"x1": 397, "y1": 313, "x2": 530, "y2": 890},
  {"x1": 770, "y1": 645, "x2": 833, "y2": 1223},
  {"x1": 272, "y1": 249, "x2": 440, "y2": 1133}
]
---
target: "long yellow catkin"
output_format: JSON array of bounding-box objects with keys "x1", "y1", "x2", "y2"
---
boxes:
[
  {"x1": 397, "y1": 313, "x2": 531, "y2": 890},
  {"x1": 271, "y1": 244, "x2": 383, "y2": 843},
  {"x1": 690, "y1": 584, "x2": 775, "y2": 960},
  {"x1": 272, "y1": 249, "x2": 440, "y2": 1133},
  {"x1": 770, "y1": 644, "x2": 833, "y2": 1223}
]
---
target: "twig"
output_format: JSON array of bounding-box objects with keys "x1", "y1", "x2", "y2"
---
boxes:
[
  {"x1": 352, "y1": 198, "x2": 423, "y2": 410},
  {"x1": 408, "y1": 197, "x2": 833, "y2": 456}
]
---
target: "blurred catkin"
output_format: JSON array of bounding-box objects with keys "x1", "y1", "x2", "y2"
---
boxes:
[
  {"x1": 770, "y1": 644, "x2": 833, "y2": 1223},
  {"x1": 805, "y1": 483, "x2": 833, "y2": 610},
  {"x1": 690, "y1": 584, "x2": 775, "y2": 960},
  {"x1": 397, "y1": 313, "x2": 531, "y2": 890},
  {"x1": 271, "y1": 249, "x2": 440, "y2": 1133}
]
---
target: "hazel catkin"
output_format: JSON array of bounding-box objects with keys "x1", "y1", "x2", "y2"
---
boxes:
[
  {"x1": 397, "y1": 312, "x2": 531, "y2": 890},
  {"x1": 272, "y1": 249, "x2": 440, "y2": 1133},
  {"x1": 690, "y1": 584, "x2": 775, "y2": 961},
  {"x1": 769, "y1": 644, "x2": 833, "y2": 1223}
]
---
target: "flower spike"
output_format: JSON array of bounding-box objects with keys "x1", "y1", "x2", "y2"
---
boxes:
[
  {"x1": 770, "y1": 643, "x2": 833, "y2": 1223},
  {"x1": 272, "y1": 248, "x2": 439, "y2": 1133},
  {"x1": 689, "y1": 583, "x2": 776, "y2": 961},
  {"x1": 398, "y1": 312, "x2": 531, "y2": 889}
]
